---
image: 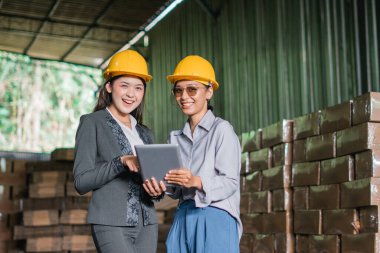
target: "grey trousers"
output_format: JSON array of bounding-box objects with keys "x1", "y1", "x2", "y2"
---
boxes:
[{"x1": 91, "y1": 212, "x2": 158, "y2": 253}]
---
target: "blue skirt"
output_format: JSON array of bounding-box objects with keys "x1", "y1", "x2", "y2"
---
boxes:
[{"x1": 166, "y1": 200, "x2": 239, "y2": 253}]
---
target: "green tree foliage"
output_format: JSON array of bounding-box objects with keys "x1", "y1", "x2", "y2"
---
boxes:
[{"x1": 0, "y1": 51, "x2": 101, "y2": 152}]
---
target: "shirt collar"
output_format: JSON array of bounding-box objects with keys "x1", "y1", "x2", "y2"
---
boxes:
[
  {"x1": 180, "y1": 110, "x2": 216, "y2": 136},
  {"x1": 106, "y1": 107, "x2": 137, "y2": 129}
]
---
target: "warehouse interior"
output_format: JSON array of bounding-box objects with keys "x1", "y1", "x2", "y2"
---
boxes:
[{"x1": 1, "y1": 0, "x2": 380, "y2": 252}]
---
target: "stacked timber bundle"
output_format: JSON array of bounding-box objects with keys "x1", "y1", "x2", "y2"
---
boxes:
[
  {"x1": 0, "y1": 159, "x2": 29, "y2": 252},
  {"x1": 292, "y1": 100, "x2": 350, "y2": 252},
  {"x1": 336, "y1": 92, "x2": 380, "y2": 252},
  {"x1": 155, "y1": 196, "x2": 178, "y2": 253},
  {"x1": 7, "y1": 148, "x2": 179, "y2": 253},
  {"x1": 240, "y1": 92, "x2": 380, "y2": 253},
  {"x1": 240, "y1": 120, "x2": 294, "y2": 253},
  {"x1": 13, "y1": 149, "x2": 96, "y2": 253}
]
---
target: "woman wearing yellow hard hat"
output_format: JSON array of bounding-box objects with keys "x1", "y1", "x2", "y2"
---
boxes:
[
  {"x1": 144, "y1": 55, "x2": 242, "y2": 252},
  {"x1": 73, "y1": 50, "x2": 161, "y2": 253}
]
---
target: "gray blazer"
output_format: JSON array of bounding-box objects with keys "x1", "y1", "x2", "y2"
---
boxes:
[{"x1": 73, "y1": 109, "x2": 157, "y2": 226}]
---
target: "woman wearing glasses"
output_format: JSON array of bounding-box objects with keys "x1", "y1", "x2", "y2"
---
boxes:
[{"x1": 143, "y1": 55, "x2": 242, "y2": 253}]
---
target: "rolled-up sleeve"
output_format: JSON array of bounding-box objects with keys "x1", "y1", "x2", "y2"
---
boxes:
[
  {"x1": 73, "y1": 116, "x2": 124, "y2": 195},
  {"x1": 194, "y1": 122, "x2": 241, "y2": 207}
]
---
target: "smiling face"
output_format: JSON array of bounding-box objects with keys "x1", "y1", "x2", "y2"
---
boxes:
[
  {"x1": 173, "y1": 80, "x2": 213, "y2": 121},
  {"x1": 106, "y1": 75, "x2": 145, "y2": 120}
]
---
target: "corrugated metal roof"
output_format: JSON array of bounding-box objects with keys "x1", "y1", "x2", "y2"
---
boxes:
[{"x1": 0, "y1": 0, "x2": 172, "y2": 67}]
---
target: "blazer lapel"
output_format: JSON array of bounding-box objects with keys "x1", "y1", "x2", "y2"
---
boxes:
[
  {"x1": 136, "y1": 125, "x2": 153, "y2": 144},
  {"x1": 104, "y1": 109, "x2": 142, "y2": 226},
  {"x1": 104, "y1": 110, "x2": 134, "y2": 155}
]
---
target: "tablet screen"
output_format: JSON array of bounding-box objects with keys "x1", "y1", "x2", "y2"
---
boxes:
[{"x1": 135, "y1": 144, "x2": 183, "y2": 186}]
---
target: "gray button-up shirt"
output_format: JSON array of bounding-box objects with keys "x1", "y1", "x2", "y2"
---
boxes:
[{"x1": 168, "y1": 110, "x2": 242, "y2": 238}]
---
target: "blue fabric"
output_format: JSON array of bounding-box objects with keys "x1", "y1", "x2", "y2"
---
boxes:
[{"x1": 166, "y1": 200, "x2": 239, "y2": 253}]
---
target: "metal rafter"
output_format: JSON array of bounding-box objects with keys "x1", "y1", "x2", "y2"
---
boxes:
[
  {"x1": 23, "y1": 0, "x2": 61, "y2": 54},
  {"x1": 60, "y1": 0, "x2": 115, "y2": 61},
  {"x1": 195, "y1": 0, "x2": 218, "y2": 20},
  {"x1": 0, "y1": 27, "x2": 121, "y2": 45},
  {"x1": 0, "y1": 12, "x2": 135, "y2": 33}
]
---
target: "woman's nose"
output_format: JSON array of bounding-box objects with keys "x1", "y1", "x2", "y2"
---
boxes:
[
  {"x1": 126, "y1": 87, "x2": 135, "y2": 97},
  {"x1": 181, "y1": 89, "x2": 190, "y2": 99}
]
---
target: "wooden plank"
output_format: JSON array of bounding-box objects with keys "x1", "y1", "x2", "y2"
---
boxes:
[
  {"x1": 0, "y1": 172, "x2": 26, "y2": 185},
  {"x1": 14, "y1": 224, "x2": 92, "y2": 239},
  {"x1": 51, "y1": 148, "x2": 75, "y2": 161},
  {"x1": 62, "y1": 235, "x2": 95, "y2": 251},
  {"x1": 0, "y1": 241, "x2": 17, "y2": 252},
  {"x1": 63, "y1": 197, "x2": 90, "y2": 210},
  {"x1": 31, "y1": 171, "x2": 67, "y2": 184},
  {"x1": 26, "y1": 161, "x2": 73, "y2": 172},
  {"x1": 22, "y1": 197, "x2": 63, "y2": 210},
  {"x1": 0, "y1": 199, "x2": 20, "y2": 213},
  {"x1": 0, "y1": 213, "x2": 20, "y2": 229},
  {"x1": 0, "y1": 227, "x2": 12, "y2": 241},
  {"x1": 23, "y1": 210, "x2": 59, "y2": 226},
  {"x1": 29, "y1": 183, "x2": 65, "y2": 198},
  {"x1": 60, "y1": 210, "x2": 87, "y2": 224},
  {"x1": 26, "y1": 236, "x2": 62, "y2": 252},
  {"x1": 0, "y1": 185, "x2": 11, "y2": 201},
  {"x1": 62, "y1": 224, "x2": 91, "y2": 235},
  {"x1": 13, "y1": 225, "x2": 63, "y2": 240}
]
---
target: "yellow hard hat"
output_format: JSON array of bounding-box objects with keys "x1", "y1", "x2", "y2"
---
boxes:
[
  {"x1": 103, "y1": 50, "x2": 152, "y2": 82},
  {"x1": 167, "y1": 55, "x2": 219, "y2": 90}
]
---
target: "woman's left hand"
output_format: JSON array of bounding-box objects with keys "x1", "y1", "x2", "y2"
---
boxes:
[{"x1": 165, "y1": 168, "x2": 202, "y2": 190}]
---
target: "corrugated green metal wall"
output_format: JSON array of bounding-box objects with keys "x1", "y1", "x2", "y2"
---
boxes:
[
  {"x1": 144, "y1": 0, "x2": 379, "y2": 143},
  {"x1": 144, "y1": 0, "x2": 216, "y2": 142}
]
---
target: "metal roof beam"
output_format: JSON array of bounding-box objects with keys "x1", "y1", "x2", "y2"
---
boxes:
[
  {"x1": 0, "y1": 12, "x2": 135, "y2": 33},
  {"x1": 60, "y1": 0, "x2": 115, "y2": 61},
  {"x1": 195, "y1": 0, "x2": 218, "y2": 20},
  {"x1": 23, "y1": 0, "x2": 61, "y2": 54},
  {"x1": 0, "y1": 28, "x2": 121, "y2": 45}
]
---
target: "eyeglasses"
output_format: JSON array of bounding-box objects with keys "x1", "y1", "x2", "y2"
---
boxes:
[{"x1": 172, "y1": 86, "x2": 210, "y2": 97}]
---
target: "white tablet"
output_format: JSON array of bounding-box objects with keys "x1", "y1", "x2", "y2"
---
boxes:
[{"x1": 135, "y1": 144, "x2": 183, "y2": 186}]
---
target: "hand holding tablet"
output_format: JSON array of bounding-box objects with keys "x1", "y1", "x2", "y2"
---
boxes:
[{"x1": 135, "y1": 144, "x2": 183, "y2": 186}]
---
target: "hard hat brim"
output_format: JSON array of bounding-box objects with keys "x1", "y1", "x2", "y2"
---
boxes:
[
  {"x1": 104, "y1": 71, "x2": 152, "y2": 82},
  {"x1": 167, "y1": 74, "x2": 219, "y2": 90}
]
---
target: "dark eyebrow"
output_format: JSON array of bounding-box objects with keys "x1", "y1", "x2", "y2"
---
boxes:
[
  {"x1": 175, "y1": 83, "x2": 201, "y2": 89},
  {"x1": 120, "y1": 81, "x2": 144, "y2": 86}
]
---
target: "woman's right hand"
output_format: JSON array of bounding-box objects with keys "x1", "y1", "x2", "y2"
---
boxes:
[
  {"x1": 120, "y1": 155, "x2": 139, "y2": 172},
  {"x1": 143, "y1": 177, "x2": 166, "y2": 197}
]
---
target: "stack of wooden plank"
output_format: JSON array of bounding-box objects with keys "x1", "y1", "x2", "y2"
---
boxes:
[
  {"x1": 155, "y1": 196, "x2": 178, "y2": 253},
  {"x1": 240, "y1": 120, "x2": 294, "y2": 252},
  {"x1": 0, "y1": 159, "x2": 29, "y2": 252},
  {"x1": 7, "y1": 148, "x2": 179, "y2": 253},
  {"x1": 240, "y1": 92, "x2": 380, "y2": 253},
  {"x1": 13, "y1": 149, "x2": 96, "y2": 252}
]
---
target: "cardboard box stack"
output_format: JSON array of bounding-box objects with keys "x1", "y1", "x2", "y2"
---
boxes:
[
  {"x1": 12, "y1": 149, "x2": 96, "y2": 252},
  {"x1": 240, "y1": 92, "x2": 380, "y2": 253}
]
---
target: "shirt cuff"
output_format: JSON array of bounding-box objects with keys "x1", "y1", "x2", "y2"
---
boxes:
[{"x1": 194, "y1": 177, "x2": 211, "y2": 207}]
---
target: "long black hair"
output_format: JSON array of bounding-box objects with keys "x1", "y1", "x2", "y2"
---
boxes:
[{"x1": 93, "y1": 75, "x2": 147, "y2": 124}]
